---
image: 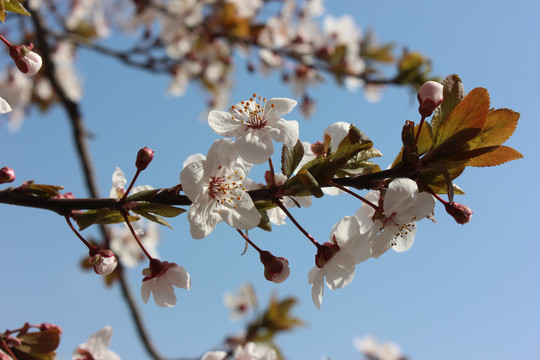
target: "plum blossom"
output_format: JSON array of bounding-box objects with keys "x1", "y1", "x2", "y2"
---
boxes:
[
  {"x1": 308, "y1": 216, "x2": 373, "y2": 309},
  {"x1": 110, "y1": 221, "x2": 160, "y2": 267},
  {"x1": 73, "y1": 326, "x2": 121, "y2": 360},
  {"x1": 356, "y1": 178, "x2": 435, "y2": 258},
  {"x1": 141, "y1": 259, "x2": 191, "y2": 307},
  {"x1": 223, "y1": 283, "x2": 257, "y2": 320},
  {"x1": 89, "y1": 248, "x2": 118, "y2": 276},
  {"x1": 109, "y1": 167, "x2": 153, "y2": 199},
  {"x1": 234, "y1": 342, "x2": 276, "y2": 360},
  {"x1": 354, "y1": 335, "x2": 403, "y2": 360},
  {"x1": 208, "y1": 95, "x2": 299, "y2": 164},
  {"x1": 180, "y1": 139, "x2": 260, "y2": 239}
]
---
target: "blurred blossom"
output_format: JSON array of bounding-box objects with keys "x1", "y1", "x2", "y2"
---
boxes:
[
  {"x1": 223, "y1": 283, "x2": 257, "y2": 321},
  {"x1": 110, "y1": 221, "x2": 160, "y2": 268},
  {"x1": 234, "y1": 342, "x2": 276, "y2": 360},
  {"x1": 354, "y1": 335, "x2": 403, "y2": 360},
  {"x1": 73, "y1": 326, "x2": 121, "y2": 360}
]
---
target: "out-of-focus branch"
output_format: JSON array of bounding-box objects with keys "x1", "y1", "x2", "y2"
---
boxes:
[{"x1": 29, "y1": 8, "x2": 168, "y2": 360}]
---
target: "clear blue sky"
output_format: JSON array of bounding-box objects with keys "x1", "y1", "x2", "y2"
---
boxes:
[{"x1": 0, "y1": 1, "x2": 538, "y2": 359}]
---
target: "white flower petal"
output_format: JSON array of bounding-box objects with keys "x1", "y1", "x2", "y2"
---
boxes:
[
  {"x1": 141, "y1": 279, "x2": 153, "y2": 304},
  {"x1": 204, "y1": 139, "x2": 239, "y2": 173},
  {"x1": 265, "y1": 97, "x2": 297, "y2": 117},
  {"x1": 219, "y1": 195, "x2": 260, "y2": 230},
  {"x1": 188, "y1": 198, "x2": 221, "y2": 239},
  {"x1": 331, "y1": 216, "x2": 361, "y2": 248},
  {"x1": 392, "y1": 224, "x2": 417, "y2": 253},
  {"x1": 165, "y1": 265, "x2": 191, "y2": 290},
  {"x1": 0, "y1": 97, "x2": 12, "y2": 114},
  {"x1": 236, "y1": 131, "x2": 275, "y2": 164},
  {"x1": 266, "y1": 118, "x2": 299, "y2": 148},
  {"x1": 208, "y1": 110, "x2": 244, "y2": 137},
  {"x1": 308, "y1": 267, "x2": 324, "y2": 309},
  {"x1": 180, "y1": 160, "x2": 206, "y2": 201},
  {"x1": 325, "y1": 252, "x2": 355, "y2": 290},
  {"x1": 151, "y1": 280, "x2": 177, "y2": 307}
]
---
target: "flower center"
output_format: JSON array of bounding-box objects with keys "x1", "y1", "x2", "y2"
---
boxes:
[
  {"x1": 230, "y1": 93, "x2": 276, "y2": 130},
  {"x1": 208, "y1": 167, "x2": 246, "y2": 209},
  {"x1": 381, "y1": 213, "x2": 417, "y2": 246}
]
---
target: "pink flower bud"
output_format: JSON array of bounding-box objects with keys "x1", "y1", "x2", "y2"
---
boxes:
[
  {"x1": 260, "y1": 251, "x2": 290, "y2": 284},
  {"x1": 417, "y1": 81, "x2": 443, "y2": 117},
  {"x1": 89, "y1": 248, "x2": 118, "y2": 275},
  {"x1": 445, "y1": 202, "x2": 473, "y2": 224},
  {"x1": 136, "y1": 147, "x2": 154, "y2": 171},
  {"x1": 315, "y1": 238, "x2": 341, "y2": 268},
  {"x1": 39, "y1": 323, "x2": 63, "y2": 334},
  {"x1": 0, "y1": 167, "x2": 15, "y2": 184}
]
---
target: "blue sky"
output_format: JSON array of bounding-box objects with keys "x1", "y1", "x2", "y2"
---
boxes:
[{"x1": 0, "y1": 1, "x2": 539, "y2": 359}]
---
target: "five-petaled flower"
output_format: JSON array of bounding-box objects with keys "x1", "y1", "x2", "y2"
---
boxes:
[
  {"x1": 356, "y1": 178, "x2": 436, "y2": 258},
  {"x1": 72, "y1": 326, "x2": 121, "y2": 360},
  {"x1": 180, "y1": 139, "x2": 261, "y2": 239},
  {"x1": 141, "y1": 259, "x2": 191, "y2": 307},
  {"x1": 208, "y1": 94, "x2": 299, "y2": 164}
]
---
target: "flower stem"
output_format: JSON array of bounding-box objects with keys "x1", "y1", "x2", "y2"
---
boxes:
[
  {"x1": 328, "y1": 180, "x2": 380, "y2": 211},
  {"x1": 122, "y1": 169, "x2": 142, "y2": 202},
  {"x1": 267, "y1": 158, "x2": 276, "y2": 188},
  {"x1": 236, "y1": 229, "x2": 263, "y2": 253},
  {"x1": 274, "y1": 199, "x2": 321, "y2": 249},
  {"x1": 121, "y1": 211, "x2": 154, "y2": 261},
  {"x1": 64, "y1": 215, "x2": 92, "y2": 249},
  {"x1": 410, "y1": 115, "x2": 426, "y2": 151}
]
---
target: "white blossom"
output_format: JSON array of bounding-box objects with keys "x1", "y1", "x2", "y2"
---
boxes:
[
  {"x1": 234, "y1": 342, "x2": 276, "y2": 360},
  {"x1": 208, "y1": 95, "x2": 298, "y2": 164},
  {"x1": 223, "y1": 283, "x2": 257, "y2": 321},
  {"x1": 141, "y1": 260, "x2": 191, "y2": 307},
  {"x1": 73, "y1": 326, "x2": 121, "y2": 360},
  {"x1": 180, "y1": 139, "x2": 260, "y2": 239}
]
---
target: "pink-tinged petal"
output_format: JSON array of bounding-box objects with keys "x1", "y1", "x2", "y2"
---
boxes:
[
  {"x1": 308, "y1": 267, "x2": 324, "y2": 309},
  {"x1": 180, "y1": 160, "x2": 205, "y2": 201},
  {"x1": 151, "y1": 280, "x2": 177, "y2": 307},
  {"x1": 236, "y1": 131, "x2": 274, "y2": 164},
  {"x1": 204, "y1": 139, "x2": 239, "y2": 173},
  {"x1": 188, "y1": 199, "x2": 221, "y2": 239},
  {"x1": 165, "y1": 265, "x2": 191, "y2": 290},
  {"x1": 22, "y1": 51, "x2": 42, "y2": 77},
  {"x1": 265, "y1": 97, "x2": 297, "y2": 117},
  {"x1": 141, "y1": 278, "x2": 154, "y2": 303},
  {"x1": 219, "y1": 195, "x2": 260, "y2": 230},
  {"x1": 110, "y1": 167, "x2": 127, "y2": 198},
  {"x1": 325, "y1": 252, "x2": 355, "y2": 290},
  {"x1": 392, "y1": 224, "x2": 417, "y2": 253},
  {"x1": 208, "y1": 110, "x2": 244, "y2": 137},
  {"x1": 266, "y1": 118, "x2": 299, "y2": 148}
]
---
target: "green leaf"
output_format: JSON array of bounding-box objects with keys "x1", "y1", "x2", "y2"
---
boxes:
[
  {"x1": 75, "y1": 209, "x2": 139, "y2": 230},
  {"x1": 125, "y1": 188, "x2": 162, "y2": 201},
  {"x1": 281, "y1": 140, "x2": 305, "y2": 178},
  {"x1": 257, "y1": 210, "x2": 272, "y2": 231},
  {"x1": 3, "y1": 0, "x2": 30, "y2": 16},
  {"x1": 19, "y1": 184, "x2": 64, "y2": 198},
  {"x1": 134, "y1": 202, "x2": 186, "y2": 217},
  {"x1": 297, "y1": 169, "x2": 324, "y2": 198},
  {"x1": 132, "y1": 209, "x2": 172, "y2": 228}
]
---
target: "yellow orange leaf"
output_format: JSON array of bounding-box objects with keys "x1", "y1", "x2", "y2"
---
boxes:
[
  {"x1": 467, "y1": 108, "x2": 520, "y2": 149},
  {"x1": 466, "y1": 146, "x2": 523, "y2": 167},
  {"x1": 433, "y1": 87, "x2": 490, "y2": 147}
]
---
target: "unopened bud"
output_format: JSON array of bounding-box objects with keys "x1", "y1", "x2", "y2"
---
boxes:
[
  {"x1": 260, "y1": 251, "x2": 290, "y2": 284},
  {"x1": 136, "y1": 147, "x2": 154, "y2": 171},
  {"x1": 445, "y1": 202, "x2": 473, "y2": 224},
  {"x1": 315, "y1": 237, "x2": 340, "y2": 268},
  {"x1": 89, "y1": 247, "x2": 118, "y2": 275},
  {"x1": 0, "y1": 167, "x2": 15, "y2": 184},
  {"x1": 417, "y1": 81, "x2": 443, "y2": 117},
  {"x1": 39, "y1": 323, "x2": 63, "y2": 334}
]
